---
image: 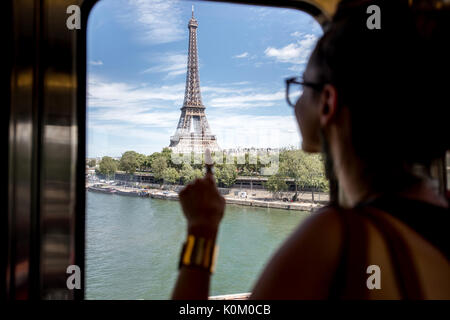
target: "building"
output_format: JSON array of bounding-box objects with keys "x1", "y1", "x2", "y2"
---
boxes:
[{"x1": 168, "y1": 6, "x2": 220, "y2": 154}]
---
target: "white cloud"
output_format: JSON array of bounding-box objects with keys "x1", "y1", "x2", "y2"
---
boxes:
[
  {"x1": 87, "y1": 75, "x2": 300, "y2": 155},
  {"x1": 87, "y1": 122, "x2": 175, "y2": 157},
  {"x1": 90, "y1": 107, "x2": 180, "y2": 128},
  {"x1": 208, "y1": 91, "x2": 284, "y2": 109},
  {"x1": 88, "y1": 76, "x2": 266, "y2": 111},
  {"x1": 231, "y1": 81, "x2": 250, "y2": 85},
  {"x1": 233, "y1": 52, "x2": 249, "y2": 59},
  {"x1": 142, "y1": 53, "x2": 187, "y2": 78},
  {"x1": 124, "y1": 0, "x2": 184, "y2": 44},
  {"x1": 87, "y1": 75, "x2": 183, "y2": 155},
  {"x1": 88, "y1": 76, "x2": 185, "y2": 109},
  {"x1": 88, "y1": 77, "x2": 271, "y2": 112},
  {"x1": 265, "y1": 43, "x2": 300, "y2": 62},
  {"x1": 265, "y1": 33, "x2": 318, "y2": 65},
  {"x1": 290, "y1": 31, "x2": 303, "y2": 37},
  {"x1": 202, "y1": 85, "x2": 254, "y2": 95},
  {"x1": 89, "y1": 60, "x2": 103, "y2": 66}
]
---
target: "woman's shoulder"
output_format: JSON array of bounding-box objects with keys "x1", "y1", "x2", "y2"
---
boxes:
[
  {"x1": 278, "y1": 205, "x2": 345, "y2": 258},
  {"x1": 295, "y1": 205, "x2": 346, "y2": 235},
  {"x1": 249, "y1": 205, "x2": 345, "y2": 299},
  {"x1": 364, "y1": 195, "x2": 449, "y2": 259}
]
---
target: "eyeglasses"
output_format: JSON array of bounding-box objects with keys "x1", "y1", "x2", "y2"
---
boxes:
[{"x1": 285, "y1": 76, "x2": 324, "y2": 107}]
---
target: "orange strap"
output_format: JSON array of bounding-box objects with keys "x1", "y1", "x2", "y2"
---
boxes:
[
  {"x1": 361, "y1": 207, "x2": 423, "y2": 299},
  {"x1": 330, "y1": 207, "x2": 423, "y2": 299}
]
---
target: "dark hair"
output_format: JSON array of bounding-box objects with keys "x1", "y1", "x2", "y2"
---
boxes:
[{"x1": 309, "y1": 0, "x2": 448, "y2": 187}]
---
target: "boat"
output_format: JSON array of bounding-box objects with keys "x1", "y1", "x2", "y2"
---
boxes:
[
  {"x1": 87, "y1": 186, "x2": 116, "y2": 194},
  {"x1": 114, "y1": 189, "x2": 149, "y2": 197}
]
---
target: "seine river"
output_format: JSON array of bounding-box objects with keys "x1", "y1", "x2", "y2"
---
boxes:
[{"x1": 86, "y1": 191, "x2": 309, "y2": 299}]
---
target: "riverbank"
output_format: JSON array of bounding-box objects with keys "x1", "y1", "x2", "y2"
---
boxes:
[{"x1": 86, "y1": 183, "x2": 326, "y2": 212}]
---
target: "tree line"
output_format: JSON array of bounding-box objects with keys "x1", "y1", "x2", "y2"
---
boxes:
[{"x1": 91, "y1": 147, "x2": 328, "y2": 194}]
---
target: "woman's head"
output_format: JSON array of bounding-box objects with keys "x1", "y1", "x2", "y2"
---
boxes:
[{"x1": 295, "y1": 0, "x2": 448, "y2": 193}]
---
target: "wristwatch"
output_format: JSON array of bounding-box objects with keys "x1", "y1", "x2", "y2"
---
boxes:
[{"x1": 178, "y1": 234, "x2": 219, "y2": 274}]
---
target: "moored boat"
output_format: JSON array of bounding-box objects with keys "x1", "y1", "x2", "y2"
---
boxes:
[
  {"x1": 87, "y1": 186, "x2": 116, "y2": 194},
  {"x1": 114, "y1": 189, "x2": 149, "y2": 197}
]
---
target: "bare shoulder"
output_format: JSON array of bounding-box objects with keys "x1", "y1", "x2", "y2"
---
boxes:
[{"x1": 249, "y1": 206, "x2": 344, "y2": 299}]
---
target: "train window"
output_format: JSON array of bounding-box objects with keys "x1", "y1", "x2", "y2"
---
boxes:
[
  {"x1": 447, "y1": 151, "x2": 450, "y2": 191},
  {"x1": 85, "y1": 0, "x2": 323, "y2": 299}
]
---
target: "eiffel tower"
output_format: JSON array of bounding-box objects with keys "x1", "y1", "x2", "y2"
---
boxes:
[{"x1": 169, "y1": 6, "x2": 220, "y2": 154}]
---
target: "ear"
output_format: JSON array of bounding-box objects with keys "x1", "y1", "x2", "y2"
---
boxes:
[{"x1": 318, "y1": 84, "x2": 338, "y2": 128}]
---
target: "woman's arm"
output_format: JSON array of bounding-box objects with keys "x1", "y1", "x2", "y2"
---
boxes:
[
  {"x1": 171, "y1": 225, "x2": 218, "y2": 300},
  {"x1": 171, "y1": 171, "x2": 225, "y2": 300}
]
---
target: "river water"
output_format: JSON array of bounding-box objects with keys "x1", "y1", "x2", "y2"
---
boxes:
[{"x1": 86, "y1": 191, "x2": 310, "y2": 299}]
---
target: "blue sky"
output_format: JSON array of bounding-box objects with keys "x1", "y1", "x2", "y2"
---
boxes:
[{"x1": 87, "y1": 0, "x2": 323, "y2": 158}]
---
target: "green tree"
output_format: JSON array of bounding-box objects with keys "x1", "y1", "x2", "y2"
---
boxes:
[
  {"x1": 216, "y1": 164, "x2": 238, "y2": 188},
  {"x1": 242, "y1": 166, "x2": 252, "y2": 176},
  {"x1": 135, "y1": 153, "x2": 147, "y2": 172},
  {"x1": 278, "y1": 149, "x2": 327, "y2": 203},
  {"x1": 279, "y1": 149, "x2": 306, "y2": 197},
  {"x1": 98, "y1": 156, "x2": 117, "y2": 179},
  {"x1": 151, "y1": 156, "x2": 168, "y2": 181},
  {"x1": 302, "y1": 153, "x2": 326, "y2": 203},
  {"x1": 147, "y1": 152, "x2": 160, "y2": 170},
  {"x1": 163, "y1": 167, "x2": 180, "y2": 185},
  {"x1": 119, "y1": 151, "x2": 139, "y2": 175},
  {"x1": 259, "y1": 151, "x2": 277, "y2": 175},
  {"x1": 87, "y1": 159, "x2": 96, "y2": 168},
  {"x1": 143, "y1": 155, "x2": 154, "y2": 171},
  {"x1": 242, "y1": 152, "x2": 261, "y2": 175},
  {"x1": 192, "y1": 168, "x2": 203, "y2": 180},
  {"x1": 180, "y1": 163, "x2": 195, "y2": 185},
  {"x1": 161, "y1": 147, "x2": 175, "y2": 168},
  {"x1": 264, "y1": 174, "x2": 288, "y2": 199}
]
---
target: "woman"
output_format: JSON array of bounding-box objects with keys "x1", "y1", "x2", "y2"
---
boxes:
[{"x1": 171, "y1": 1, "x2": 449, "y2": 299}]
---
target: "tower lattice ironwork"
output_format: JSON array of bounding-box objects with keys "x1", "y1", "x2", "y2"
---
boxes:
[{"x1": 169, "y1": 6, "x2": 220, "y2": 153}]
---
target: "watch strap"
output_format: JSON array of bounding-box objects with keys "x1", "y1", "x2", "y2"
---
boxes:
[{"x1": 179, "y1": 234, "x2": 219, "y2": 274}]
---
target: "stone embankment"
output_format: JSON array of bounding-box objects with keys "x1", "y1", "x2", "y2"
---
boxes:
[{"x1": 87, "y1": 183, "x2": 326, "y2": 212}]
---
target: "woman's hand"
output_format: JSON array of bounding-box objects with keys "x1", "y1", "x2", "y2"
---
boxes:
[{"x1": 178, "y1": 171, "x2": 226, "y2": 236}]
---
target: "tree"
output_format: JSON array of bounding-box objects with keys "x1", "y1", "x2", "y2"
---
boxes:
[
  {"x1": 180, "y1": 163, "x2": 195, "y2": 185},
  {"x1": 264, "y1": 174, "x2": 288, "y2": 199},
  {"x1": 87, "y1": 159, "x2": 96, "y2": 168},
  {"x1": 147, "y1": 152, "x2": 160, "y2": 170},
  {"x1": 98, "y1": 156, "x2": 117, "y2": 180},
  {"x1": 216, "y1": 164, "x2": 238, "y2": 188},
  {"x1": 161, "y1": 147, "x2": 175, "y2": 168},
  {"x1": 142, "y1": 155, "x2": 154, "y2": 171},
  {"x1": 119, "y1": 151, "x2": 139, "y2": 175},
  {"x1": 302, "y1": 153, "x2": 326, "y2": 203},
  {"x1": 192, "y1": 168, "x2": 203, "y2": 180},
  {"x1": 278, "y1": 149, "x2": 327, "y2": 203},
  {"x1": 279, "y1": 149, "x2": 306, "y2": 197},
  {"x1": 135, "y1": 153, "x2": 147, "y2": 172},
  {"x1": 163, "y1": 167, "x2": 180, "y2": 185},
  {"x1": 242, "y1": 166, "x2": 253, "y2": 176},
  {"x1": 151, "y1": 156, "x2": 168, "y2": 182}
]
